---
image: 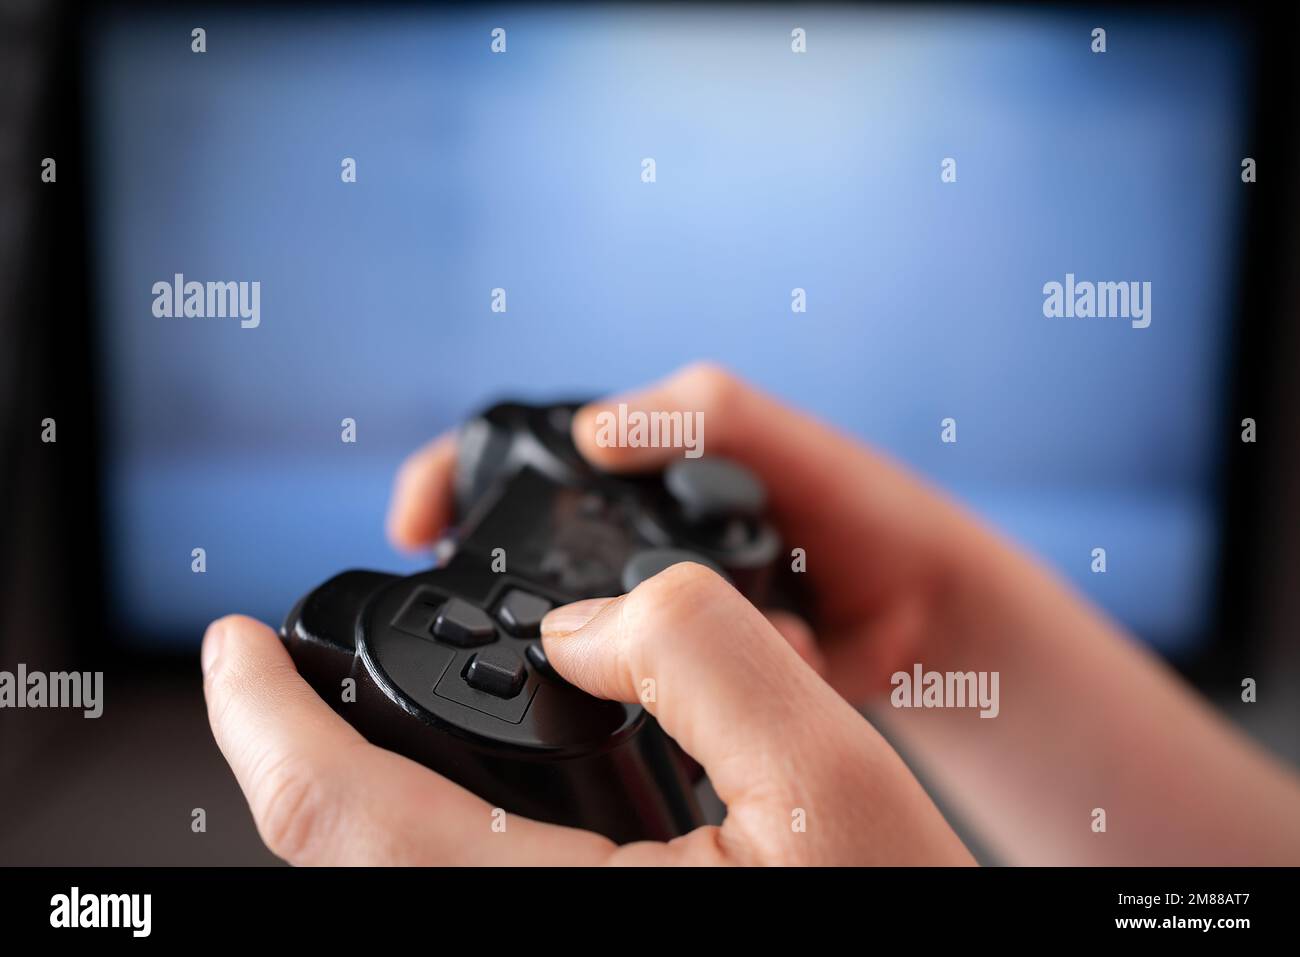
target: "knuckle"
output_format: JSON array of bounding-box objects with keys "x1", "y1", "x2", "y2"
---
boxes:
[
  {"x1": 248, "y1": 752, "x2": 335, "y2": 864},
  {"x1": 659, "y1": 558, "x2": 728, "y2": 592},
  {"x1": 621, "y1": 562, "x2": 735, "y2": 661},
  {"x1": 678, "y1": 361, "x2": 739, "y2": 408},
  {"x1": 630, "y1": 561, "x2": 729, "y2": 614}
]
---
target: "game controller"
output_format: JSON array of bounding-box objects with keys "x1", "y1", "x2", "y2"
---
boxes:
[{"x1": 281, "y1": 401, "x2": 791, "y2": 844}]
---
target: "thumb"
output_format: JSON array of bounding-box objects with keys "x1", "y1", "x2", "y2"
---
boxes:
[
  {"x1": 539, "y1": 562, "x2": 863, "y2": 818},
  {"x1": 541, "y1": 563, "x2": 976, "y2": 865}
]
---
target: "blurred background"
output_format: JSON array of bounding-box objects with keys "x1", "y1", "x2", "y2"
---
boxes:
[{"x1": 1, "y1": 0, "x2": 1298, "y2": 864}]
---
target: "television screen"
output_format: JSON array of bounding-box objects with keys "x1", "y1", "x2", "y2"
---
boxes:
[{"x1": 86, "y1": 5, "x2": 1247, "y2": 653}]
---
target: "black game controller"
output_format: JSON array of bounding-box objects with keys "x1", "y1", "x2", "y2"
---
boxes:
[{"x1": 282, "y1": 401, "x2": 789, "y2": 844}]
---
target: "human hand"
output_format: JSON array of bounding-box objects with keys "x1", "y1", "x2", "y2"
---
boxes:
[
  {"x1": 201, "y1": 573, "x2": 973, "y2": 864},
  {"x1": 389, "y1": 362, "x2": 1032, "y2": 703},
  {"x1": 382, "y1": 363, "x2": 1300, "y2": 866},
  {"x1": 204, "y1": 362, "x2": 983, "y2": 864}
]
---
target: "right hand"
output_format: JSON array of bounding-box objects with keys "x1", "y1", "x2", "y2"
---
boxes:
[
  {"x1": 388, "y1": 363, "x2": 1300, "y2": 865},
  {"x1": 562, "y1": 362, "x2": 1041, "y2": 703},
  {"x1": 388, "y1": 362, "x2": 1057, "y2": 704}
]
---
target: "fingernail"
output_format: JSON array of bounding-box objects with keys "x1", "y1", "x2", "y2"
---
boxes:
[
  {"x1": 201, "y1": 622, "x2": 225, "y2": 675},
  {"x1": 541, "y1": 597, "x2": 617, "y2": 637}
]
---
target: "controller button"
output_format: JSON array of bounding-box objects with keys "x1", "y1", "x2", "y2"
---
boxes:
[
  {"x1": 621, "y1": 548, "x2": 728, "y2": 592},
  {"x1": 497, "y1": 589, "x2": 553, "y2": 637},
  {"x1": 465, "y1": 647, "x2": 527, "y2": 698},
  {"x1": 431, "y1": 598, "x2": 496, "y2": 647},
  {"x1": 665, "y1": 458, "x2": 766, "y2": 523},
  {"x1": 526, "y1": 641, "x2": 563, "y2": 682}
]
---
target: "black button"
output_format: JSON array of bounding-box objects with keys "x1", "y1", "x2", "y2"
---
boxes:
[
  {"x1": 621, "y1": 548, "x2": 729, "y2": 592},
  {"x1": 465, "y1": 647, "x2": 527, "y2": 698},
  {"x1": 664, "y1": 458, "x2": 766, "y2": 523},
  {"x1": 497, "y1": 589, "x2": 553, "y2": 637},
  {"x1": 526, "y1": 641, "x2": 563, "y2": 682},
  {"x1": 431, "y1": 598, "x2": 496, "y2": 647}
]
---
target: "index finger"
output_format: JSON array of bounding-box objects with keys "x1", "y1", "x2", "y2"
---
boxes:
[
  {"x1": 571, "y1": 362, "x2": 920, "y2": 519},
  {"x1": 571, "y1": 363, "x2": 958, "y2": 565}
]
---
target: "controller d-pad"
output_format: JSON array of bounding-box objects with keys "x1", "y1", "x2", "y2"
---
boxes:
[
  {"x1": 432, "y1": 598, "x2": 496, "y2": 647},
  {"x1": 497, "y1": 589, "x2": 553, "y2": 637},
  {"x1": 465, "y1": 647, "x2": 527, "y2": 698}
]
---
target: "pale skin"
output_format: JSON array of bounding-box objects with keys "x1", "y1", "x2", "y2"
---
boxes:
[{"x1": 202, "y1": 364, "x2": 1300, "y2": 865}]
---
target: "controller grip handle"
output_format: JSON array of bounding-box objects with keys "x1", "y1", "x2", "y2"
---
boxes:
[{"x1": 281, "y1": 570, "x2": 398, "y2": 690}]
